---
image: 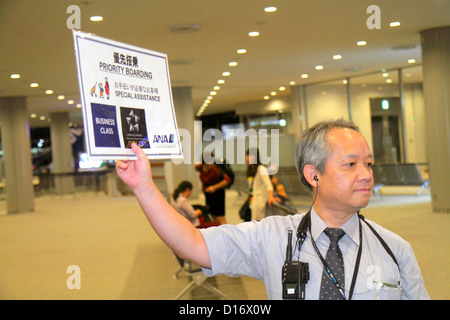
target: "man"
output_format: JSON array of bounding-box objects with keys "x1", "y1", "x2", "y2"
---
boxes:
[{"x1": 116, "y1": 119, "x2": 429, "y2": 300}]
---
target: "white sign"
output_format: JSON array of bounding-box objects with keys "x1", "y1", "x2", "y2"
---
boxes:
[{"x1": 73, "y1": 30, "x2": 183, "y2": 160}]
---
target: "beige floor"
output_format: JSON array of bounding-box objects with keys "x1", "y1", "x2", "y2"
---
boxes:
[{"x1": 0, "y1": 186, "x2": 448, "y2": 300}]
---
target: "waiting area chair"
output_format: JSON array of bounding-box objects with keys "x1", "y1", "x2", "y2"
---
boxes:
[
  {"x1": 398, "y1": 163, "x2": 430, "y2": 196},
  {"x1": 173, "y1": 254, "x2": 227, "y2": 300},
  {"x1": 371, "y1": 164, "x2": 385, "y2": 197},
  {"x1": 371, "y1": 163, "x2": 430, "y2": 196}
]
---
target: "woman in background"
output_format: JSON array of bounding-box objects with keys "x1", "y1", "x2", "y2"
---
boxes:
[
  {"x1": 170, "y1": 181, "x2": 220, "y2": 228},
  {"x1": 246, "y1": 149, "x2": 277, "y2": 221},
  {"x1": 195, "y1": 158, "x2": 231, "y2": 225}
]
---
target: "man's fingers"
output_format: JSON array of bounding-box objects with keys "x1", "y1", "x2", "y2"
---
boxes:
[
  {"x1": 131, "y1": 142, "x2": 148, "y2": 161},
  {"x1": 116, "y1": 160, "x2": 130, "y2": 170}
]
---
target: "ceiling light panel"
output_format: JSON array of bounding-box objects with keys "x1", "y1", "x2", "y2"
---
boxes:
[
  {"x1": 264, "y1": 7, "x2": 277, "y2": 13},
  {"x1": 90, "y1": 16, "x2": 103, "y2": 22}
]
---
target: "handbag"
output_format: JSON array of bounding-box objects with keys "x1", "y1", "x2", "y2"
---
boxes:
[
  {"x1": 239, "y1": 198, "x2": 251, "y2": 221},
  {"x1": 239, "y1": 177, "x2": 254, "y2": 221}
]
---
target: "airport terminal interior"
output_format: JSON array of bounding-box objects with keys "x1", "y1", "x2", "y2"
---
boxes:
[{"x1": 0, "y1": 1, "x2": 449, "y2": 300}]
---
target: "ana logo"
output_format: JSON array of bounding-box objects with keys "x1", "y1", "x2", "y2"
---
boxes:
[{"x1": 153, "y1": 134, "x2": 175, "y2": 143}]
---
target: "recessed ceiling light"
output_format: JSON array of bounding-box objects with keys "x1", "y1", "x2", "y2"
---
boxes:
[
  {"x1": 315, "y1": 65, "x2": 324, "y2": 70},
  {"x1": 289, "y1": 81, "x2": 296, "y2": 85},
  {"x1": 301, "y1": 74, "x2": 309, "y2": 79},
  {"x1": 30, "y1": 113, "x2": 37, "y2": 118},
  {"x1": 408, "y1": 59, "x2": 416, "y2": 64},
  {"x1": 264, "y1": 6, "x2": 277, "y2": 13},
  {"x1": 386, "y1": 79, "x2": 393, "y2": 83},
  {"x1": 333, "y1": 55, "x2": 342, "y2": 60},
  {"x1": 222, "y1": 71, "x2": 231, "y2": 76},
  {"x1": 390, "y1": 22, "x2": 401, "y2": 27},
  {"x1": 30, "y1": 83, "x2": 39, "y2": 88},
  {"x1": 76, "y1": 104, "x2": 82, "y2": 108},
  {"x1": 279, "y1": 86, "x2": 286, "y2": 91},
  {"x1": 90, "y1": 16, "x2": 103, "y2": 22},
  {"x1": 237, "y1": 49, "x2": 247, "y2": 54},
  {"x1": 57, "y1": 95, "x2": 65, "y2": 100},
  {"x1": 248, "y1": 31, "x2": 260, "y2": 37},
  {"x1": 229, "y1": 61, "x2": 238, "y2": 67},
  {"x1": 382, "y1": 73, "x2": 389, "y2": 77},
  {"x1": 213, "y1": 86, "x2": 220, "y2": 90},
  {"x1": 45, "y1": 90, "x2": 54, "y2": 95},
  {"x1": 270, "y1": 91, "x2": 277, "y2": 96},
  {"x1": 68, "y1": 100, "x2": 74, "y2": 104},
  {"x1": 357, "y1": 40, "x2": 367, "y2": 46},
  {"x1": 217, "y1": 79, "x2": 225, "y2": 84},
  {"x1": 210, "y1": 91, "x2": 217, "y2": 96},
  {"x1": 40, "y1": 116, "x2": 46, "y2": 120},
  {"x1": 264, "y1": 95, "x2": 270, "y2": 100},
  {"x1": 10, "y1": 74, "x2": 20, "y2": 79}
]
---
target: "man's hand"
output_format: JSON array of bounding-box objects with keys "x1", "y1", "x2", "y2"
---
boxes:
[{"x1": 116, "y1": 143, "x2": 152, "y2": 191}]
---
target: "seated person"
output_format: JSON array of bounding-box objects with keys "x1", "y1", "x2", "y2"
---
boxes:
[
  {"x1": 170, "y1": 181, "x2": 220, "y2": 229},
  {"x1": 271, "y1": 175, "x2": 288, "y2": 204},
  {"x1": 275, "y1": 183, "x2": 288, "y2": 204}
]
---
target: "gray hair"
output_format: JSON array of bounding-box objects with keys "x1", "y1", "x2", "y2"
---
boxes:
[{"x1": 295, "y1": 119, "x2": 360, "y2": 191}]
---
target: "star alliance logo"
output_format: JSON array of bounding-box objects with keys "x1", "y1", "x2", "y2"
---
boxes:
[
  {"x1": 120, "y1": 106, "x2": 150, "y2": 148},
  {"x1": 126, "y1": 110, "x2": 141, "y2": 132}
]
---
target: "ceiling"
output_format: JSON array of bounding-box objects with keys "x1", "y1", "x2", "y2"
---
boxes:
[{"x1": 0, "y1": 0, "x2": 449, "y2": 127}]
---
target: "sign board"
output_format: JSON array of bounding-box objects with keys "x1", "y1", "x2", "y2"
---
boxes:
[{"x1": 73, "y1": 30, "x2": 183, "y2": 160}]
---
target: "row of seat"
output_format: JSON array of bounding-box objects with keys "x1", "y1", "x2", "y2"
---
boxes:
[{"x1": 372, "y1": 163, "x2": 430, "y2": 196}]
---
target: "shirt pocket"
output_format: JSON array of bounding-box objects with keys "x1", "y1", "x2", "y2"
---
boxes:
[
  {"x1": 350, "y1": 276, "x2": 402, "y2": 300},
  {"x1": 377, "y1": 286, "x2": 402, "y2": 300}
]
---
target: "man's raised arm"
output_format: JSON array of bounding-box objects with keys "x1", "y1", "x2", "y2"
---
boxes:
[{"x1": 116, "y1": 143, "x2": 211, "y2": 268}]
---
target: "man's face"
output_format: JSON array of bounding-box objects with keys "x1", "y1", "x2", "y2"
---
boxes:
[{"x1": 316, "y1": 127, "x2": 374, "y2": 215}]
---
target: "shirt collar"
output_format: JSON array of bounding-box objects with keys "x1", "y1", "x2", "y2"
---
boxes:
[{"x1": 310, "y1": 206, "x2": 360, "y2": 246}]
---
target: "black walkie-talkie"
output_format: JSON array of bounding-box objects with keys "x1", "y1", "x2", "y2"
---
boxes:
[{"x1": 282, "y1": 228, "x2": 309, "y2": 300}]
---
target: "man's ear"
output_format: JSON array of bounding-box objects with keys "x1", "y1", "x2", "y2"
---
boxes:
[{"x1": 303, "y1": 164, "x2": 319, "y2": 188}]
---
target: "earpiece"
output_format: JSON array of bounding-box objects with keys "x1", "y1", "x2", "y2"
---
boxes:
[{"x1": 314, "y1": 176, "x2": 318, "y2": 182}]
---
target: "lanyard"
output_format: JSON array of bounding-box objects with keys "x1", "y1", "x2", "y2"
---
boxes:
[{"x1": 297, "y1": 211, "x2": 363, "y2": 300}]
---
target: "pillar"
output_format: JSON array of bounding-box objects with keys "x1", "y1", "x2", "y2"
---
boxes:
[
  {"x1": 290, "y1": 85, "x2": 308, "y2": 141},
  {"x1": 420, "y1": 26, "x2": 450, "y2": 213},
  {"x1": 0, "y1": 97, "x2": 34, "y2": 213},
  {"x1": 164, "y1": 87, "x2": 199, "y2": 197},
  {"x1": 50, "y1": 112, "x2": 75, "y2": 195},
  {"x1": 346, "y1": 77, "x2": 353, "y2": 121}
]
